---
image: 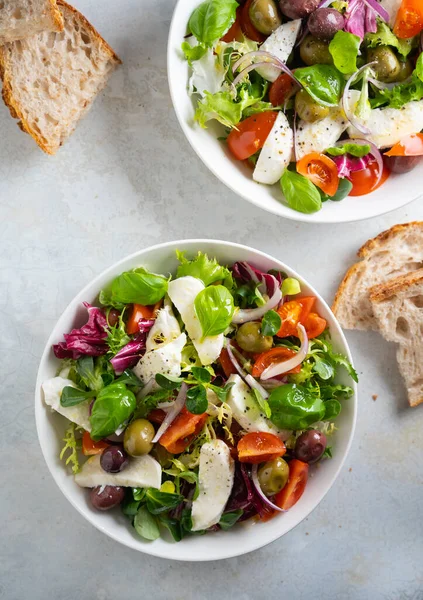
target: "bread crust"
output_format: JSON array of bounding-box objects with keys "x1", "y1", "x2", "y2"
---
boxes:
[
  {"x1": 331, "y1": 262, "x2": 364, "y2": 314},
  {"x1": 370, "y1": 269, "x2": 423, "y2": 303},
  {"x1": 358, "y1": 222, "x2": 423, "y2": 259},
  {"x1": 0, "y1": 0, "x2": 121, "y2": 154},
  {"x1": 49, "y1": 0, "x2": 65, "y2": 32}
]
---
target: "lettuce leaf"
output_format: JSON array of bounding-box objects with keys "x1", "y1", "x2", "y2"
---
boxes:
[
  {"x1": 365, "y1": 21, "x2": 416, "y2": 58},
  {"x1": 176, "y1": 250, "x2": 233, "y2": 287},
  {"x1": 59, "y1": 423, "x2": 81, "y2": 474}
]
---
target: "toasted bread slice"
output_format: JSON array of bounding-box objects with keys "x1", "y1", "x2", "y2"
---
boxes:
[
  {"x1": 332, "y1": 222, "x2": 423, "y2": 330},
  {"x1": 370, "y1": 269, "x2": 423, "y2": 407},
  {"x1": 0, "y1": 0, "x2": 121, "y2": 154},
  {"x1": 0, "y1": 0, "x2": 63, "y2": 44}
]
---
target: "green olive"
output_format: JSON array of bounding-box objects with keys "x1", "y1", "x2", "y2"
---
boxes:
[
  {"x1": 249, "y1": 0, "x2": 282, "y2": 35},
  {"x1": 123, "y1": 419, "x2": 155, "y2": 456},
  {"x1": 396, "y1": 58, "x2": 413, "y2": 82},
  {"x1": 367, "y1": 46, "x2": 401, "y2": 83},
  {"x1": 258, "y1": 457, "x2": 289, "y2": 495},
  {"x1": 300, "y1": 35, "x2": 333, "y2": 66},
  {"x1": 151, "y1": 444, "x2": 173, "y2": 468},
  {"x1": 295, "y1": 89, "x2": 329, "y2": 122},
  {"x1": 236, "y1": 322, "x2": 273, "y2": 353}
]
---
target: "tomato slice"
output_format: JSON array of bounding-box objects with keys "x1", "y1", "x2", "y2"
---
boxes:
[
  {"x1": 227, "y1": 112, "x2": 278, "y2": 160},
  {"x1": 82, "y1": 431, "x2": 109, "y2": 456},
  {"x1": 394, "y1": 0, "x2": 423, "y2": 38},
  {"x1": 269, "y1": 73, "x2": 297, "y2": 107},
  {"x1": 276, "y1": 297, "x2": 316, "y2": 338},
  {"x1": 348, "y1": 160, "x2": 390, "y2": 197},
  {"x1": 240, "y1": 0, "x2": 267, "y2": 43},
  {"x1": 219, "y1": 348, "x2": 238, "y2": 378},
  {"x1": 127, "y1": 302, "x2": 161, "y2": 334},
  {"x1": 274, "y1": 459, "x2": 308, "y2": 510},
  {"x1": 304, "y1": 312, "x2": 327, "y2": 339},
  {"x1": 221, "y1": 6, "x2": 243, "y2": 42},
  {"x1": 384, "y1": 133, "x2": 423, "y2": 157},
  {"x1": 159, "y1": 407, "x2": 208, "y2": 454},
  {"x1": 297, "y1": 152, "x2": 339, "y2": 197},
  {"x1": 237, "y1": 432, "x2": 286, "y2": 464},
  {"x1": 251, "y1": 347, "x2": 302, "y2": 378}
]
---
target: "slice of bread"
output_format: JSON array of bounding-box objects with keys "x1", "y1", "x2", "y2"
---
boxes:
[
  {"x1": 0, "y1": 0, "x2": 121, "y2": 154},
  {"x1": 332, "y1": 222, "x2": 423, "y2": 331},
  {"x1": 0, "y1": 0, "x2": 64, "y2": 44},
  {"x1": 370, "y1": 269, "x2": 423, "y2": 407}
]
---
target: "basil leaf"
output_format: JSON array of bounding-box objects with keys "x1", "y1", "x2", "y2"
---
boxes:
[
  {"x1": 60, "y1": 386, "x2": 93, "y2": 407},
  {"x1": 134, "y1": 507, "x2": 160, "y2": 541},
  {"x1": 326, "y1": 143, "x2": 371, "y2": 158},
  {"x1": 261, "y1": 310, "x2": 281, "y2": 337},
  {"x1": 268, "y1": 384, "x2": 325, "y2": 430},
  {"x1": 176, "y1": 250, "x2": 233, "y2": 288},
  {"x1": 145, "y1": 489, "x2": 184, "y2": 515},
  {"x1": 90, "y1": 383, "x2": 136, "y2": 441},
  {"x1": 281, "y1": 170, "x2": 322, "y2": 214},
  {"x1": 191, "y1": 366, "x2": 212, "y2": 384},
  {"x1": 331, "y1": 178, "x2": 353, "y2": 202},
  {"x1": 194, "y1": 285, "x2": 235, "y2": 338},
  {"x1": 294, "y1": 65, "x2": 344, "y2": 106},
  {"x1": 313, "y1": 358, "x2": 335, "y2": 380},
  {"x1": 324, "y1": 399, "x2": 341, "y2": 420},
  {"x1": 189, "y1": 0, "x2": 238, "y2": 47},
  {"x1": 101, "y1": 267, "x2": 168, "y2": 306},
  {"x1": 186, "y1": 385, "x2": 208, "y2": 414},
  {"x1": 251, "y1": 388, "x2": 271, "y2": 419},
  {"x1": 219, "y1": 509, "x2": 243, "y2": 530},
  {"x1": 155, "y1": 373, "x2": 184, "y2": 390},
  {"x1": 181, "y1": 41, "x2": 207, "y2": 64},
  {"x1": 329, "y1": 31, "x2": 360, "y2": 74}
]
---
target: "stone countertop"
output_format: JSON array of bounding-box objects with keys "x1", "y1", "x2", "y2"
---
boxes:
[{"x1": 1, "y1": 1, "x2": 422, "y2": 598}]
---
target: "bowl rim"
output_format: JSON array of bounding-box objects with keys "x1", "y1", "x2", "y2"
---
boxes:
[
  {"x1": 167, "y1": 0, "x2": 422, "y2": 224},
  {"x1": 35, "y1": 239, "x2": 357, "y2": 561}
]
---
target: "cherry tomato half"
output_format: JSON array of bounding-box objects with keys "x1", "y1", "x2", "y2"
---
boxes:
[
  {"x1": 159, "y1": 407, "x2": 208, "y2": 454},
  {"x1": 384, "y1": 133, "x2": 423, "y2": 157},
  {"x1": 82, "y1": 432, "x2": 109, "y2": 456},
  {"x1": 219, "y1": 348, "x2": 238, "y2": 378},
  {"x1": 297, "y1": 152, "x2": 339, "y2": 197},
  {"x1": 303, "y1": 312, "x2": 327, "y2": 339},
  {"x1": 274, "y1": 459, "x2": 309, "y2": 510},
  {"x1": 348, "y1": 160, "x2": 390, "y2": 197},
  {"x1": 240, "y1": 0, "x2": 267, "y2": 43},
  {"x1": 237, "y1": 432, "x2": 286, "y2": 464},
  {"x1": 127, "y1": 301, "x2": 161, "y2": 334},
  {"x1": 269, "y1": 73, "x2": 297, "y2": 107},
  {"x1": 221, "y1": 6, "x2": 243, "y2": 42},
  {"x1": 251, "y1": 347, "x2": 302, "y2": 378},
  {"x1": 276, "y1": 297, "x2": 316, "y2": 338},
  {"x1": 394, "y1": 0, "x2": 423, "y2": 39},
  {"x1": 227, "y1": 111, "x2": 278, "y2": 160}
]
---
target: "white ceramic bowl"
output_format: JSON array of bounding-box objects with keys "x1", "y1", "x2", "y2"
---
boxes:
[
  {"x1": 35, "y1": 240, "x2": 357, "y2": 561},
  {"x1": 167, "y1": 0, "x2": 423, "y2": 224}
]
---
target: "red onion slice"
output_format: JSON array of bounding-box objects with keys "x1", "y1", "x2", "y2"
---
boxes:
[
  {"x1": 261, "y1": 377, "x2": 288, "y2": 391},
  {"x1": 260, "y1": 324, "x2": 309, "y2": 381},
  {"x1": 245, "y1": 374, "x2": 269, "y2": 399},
  {"x1": 232, "y1": 51, "x2": 299, "y2": 89},
  {"x1": 152, "y1": 383, "x2": 188, "y2": 443},
  {"x1": 232, "y1": 275, "x2": 282, "y2": 324},
  {"x1": 335, "y1": 138, "x2": 384, "y2": 187},
  {"x1": 363, "y1": 0, "x2": 389, "y2": 21},
  {"x1": 136, "y1": 377, "x2": 155, "y2": 401},
  {"x1": 226, "y1": 342, "x2": 248, "y2": 379},
  {"x1": 343, "y1": 62, "x2": 376, "y2": 135},
  {"x1": 251, "y1": 464, "x2": 286, "y2": 512}
]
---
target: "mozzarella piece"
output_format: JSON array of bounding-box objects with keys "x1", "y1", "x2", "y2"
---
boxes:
[
  {"x1": 146, "y1": 301, "x2": 181, "y2": 352},
  {"x1": 253, "y1": 112, "x2": 293, "y2": 184},
  {"x1": 133, "y1": 332, "x2": 186, "y2": 387},
  {"x1": 256, "y1": 20, "x2": 302, "y2": 82},
  {"x1": 191, "y1": 440, "x2": 235, "y2": 532},
  {"x1": 42, "y1": 377, "x2": 91, "y2": 431},
  {"x1": 379, "y1": 0, "x2": 402, "y2": 26},
  {"x1": 167, "y1": 276, "x2": 224, "y2": 366},
  {"x1": 295, "y1": 107, "x2": 348, "y2": 160},
  {"x1": 75, "y1": 454, "x2": 161, "y2": 489},
  {"x1": 347, "y1": 99, "x2": 423, "y2": 149},
  {"x1": 226, "y1": 374, "x2": 290, "y2": 440}
]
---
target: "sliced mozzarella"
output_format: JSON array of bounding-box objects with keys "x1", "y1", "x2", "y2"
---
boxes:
[
  {"x1": 146, "y1": 301, "x2": 181, "y2": 352},
  {"x1": 188, "y1": 43, "x2": 225, "y2": 97},
  {"x1": 253, "y1": 112, "x2": 293, "y2": 185},
  {"x1": 191, "y1": 440, "x2": 235, "y2": 531},
  {"x1": 167, "y1": 276, "x2": 224, "y2": 366},
  {"x1": 226, "y1": 374, "x2": 290, "y2": 440},
  {"x1": 133, "y1": 332, "x2": 186, "y2": 387},
  {"x1": 75, "y1": 454, "x2": 161, "y2": 489},
  {"x1": 295, "y1": 107, "x2": 348, "y2": 160},
  {"x1": 256, "y1": 20, "x2": 302, "y2": 82},
  {"x1": 347, "y1": 98, "x2": 423, "y2": 149},
  {"x1": 379, "y1": 0, "x2": 402, "y2": 26},
  {"x1": 42, "y1": 377, "x2": 91, "y2": 431}
]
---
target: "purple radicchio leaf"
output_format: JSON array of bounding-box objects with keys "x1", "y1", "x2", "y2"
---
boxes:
[
  {"x1": 53, "y1": 302, "x2": 108, "y2": 359},
  {"x1": 110, "y1": 331, "x2": 151, "y2": 375},
  {"x1": 231, "y1": 261, "x2": 279, "y2": 297},
  {"x1": 332, "y1": 153, "x2": 372, "y2": 178}
]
